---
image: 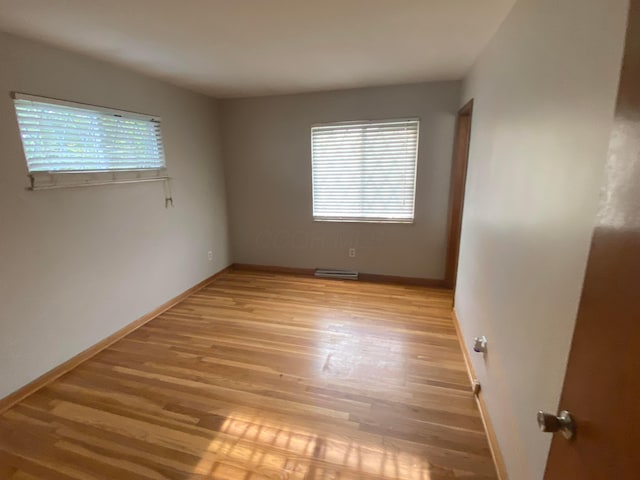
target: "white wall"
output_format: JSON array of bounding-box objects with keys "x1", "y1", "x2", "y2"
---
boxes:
[
  {"x1": 456, "y1": 0, "x2": 628, "y2": 478},
  {"x1": 0, "y1": 32, "x2": 231, "y2": 399},
  {"x1": 221, "y1": 82, "x2": 461, "y2": 279}
]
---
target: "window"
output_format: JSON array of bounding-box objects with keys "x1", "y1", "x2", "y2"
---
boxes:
[
  {"x1": 13, "y1": 93, "x2": 166, "y2": 189},
  {"x1": 311, "y1": 119, "x2": 419, "y2": 223}
]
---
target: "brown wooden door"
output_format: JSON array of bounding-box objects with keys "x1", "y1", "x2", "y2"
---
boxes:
[{"x1": 544, "y1": 2, "x2": 640, "y2": 478}]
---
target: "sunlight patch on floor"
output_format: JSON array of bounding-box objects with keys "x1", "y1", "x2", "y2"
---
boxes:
[
  {"x1": 314, "y1": 319, "x2": 407, "y2": 387},
  {"x1": 193, "y1": 412, "x2": 432, "y2": 479}
]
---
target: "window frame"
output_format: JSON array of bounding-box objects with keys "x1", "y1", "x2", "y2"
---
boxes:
[
  {"x1": 12, "y1": 92, "x2": 167, "y2": 191},
  {"x1": 310, "y1": 117, "x2": 420, "y2": 224}
]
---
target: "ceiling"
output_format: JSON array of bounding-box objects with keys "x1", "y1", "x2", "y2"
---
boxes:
[{"x1": 0, "y1": 0, "x2": 515, "y2": 98}]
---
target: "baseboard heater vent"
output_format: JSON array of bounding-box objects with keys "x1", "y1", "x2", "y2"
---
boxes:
[{"x1": 314, "y1": 269, "x2": 359, "y2": 280}]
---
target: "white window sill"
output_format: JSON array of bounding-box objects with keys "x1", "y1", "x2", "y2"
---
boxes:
[{"x1": 313, "y1": 217, "x2": 414, "y2": 225}]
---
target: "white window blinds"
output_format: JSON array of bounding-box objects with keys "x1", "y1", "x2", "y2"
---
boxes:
[
  {"x1": 311, "y1": 119, "x2": 419, "y2": 222},
  {"x1": 13, "y1": 93, "x2": 165, "y2": 173}
]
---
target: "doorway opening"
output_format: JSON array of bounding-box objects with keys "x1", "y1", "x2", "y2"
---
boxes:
[{"x1": 445, "y1": 99, "x2": 474, "y2": 291}]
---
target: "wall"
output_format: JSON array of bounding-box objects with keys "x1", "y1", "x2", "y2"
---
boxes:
[
  {"x1": 0, "y1": 32, "x2": 230, "y2": 399},
  {"x1": 456, "y1": 0, "x2": 628, "y2": 478},
  {"x1": 220, "y1": 82, "x2": 461, "y2": 279}
]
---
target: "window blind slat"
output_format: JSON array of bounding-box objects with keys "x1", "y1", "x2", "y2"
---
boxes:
[
  {"x1": 311, "y1": 119, "x2": 419, "y2": 222},
  {"x1": 14, "y1": 97, "x2": 166, "y2": 173}
]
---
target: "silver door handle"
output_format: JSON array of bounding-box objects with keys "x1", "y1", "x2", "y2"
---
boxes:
[{"x1": 537, "y1": 410, "x2": 576, "y2": 440}]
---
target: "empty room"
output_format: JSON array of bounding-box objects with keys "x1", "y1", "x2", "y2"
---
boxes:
[{"x1": 0, "y1": 1, "x2": 638, "y2": 479}]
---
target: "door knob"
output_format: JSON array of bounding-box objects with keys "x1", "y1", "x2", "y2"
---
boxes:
[{"x1": 537, "y1": 410, "x2": 576, "y2": 439}]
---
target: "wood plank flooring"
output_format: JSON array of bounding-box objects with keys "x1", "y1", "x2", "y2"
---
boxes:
[{"x1": 0, "y1": 270, "x2": 497, "y2": 480}]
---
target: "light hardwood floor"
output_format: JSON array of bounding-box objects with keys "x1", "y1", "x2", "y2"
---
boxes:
[{"x1": 0, "y1": 270, "x2": 497, "y2": 480}]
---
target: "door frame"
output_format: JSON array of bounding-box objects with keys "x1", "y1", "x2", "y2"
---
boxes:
[{"x1": 444, "y1": 99, "x2": 474, "y2": 290}]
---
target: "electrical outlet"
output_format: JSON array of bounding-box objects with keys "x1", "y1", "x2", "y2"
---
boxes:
[
  {"x1": 207, "y1": 251, "x2": 213, "y2": 261},
  {"x1": 348, "y1": 248, "x2": 356, "y2": 258}
]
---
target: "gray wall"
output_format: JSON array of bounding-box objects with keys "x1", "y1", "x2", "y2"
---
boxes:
[
  {"x1": 456, "y1": 0, "x2": 629, "y2": 478},
  {"x1": 0, "y1": 32, "x2": 231, "y2": 399},
  {"x1": 221, "y1": 82, "x2": 461, "y2": 279}
]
